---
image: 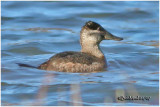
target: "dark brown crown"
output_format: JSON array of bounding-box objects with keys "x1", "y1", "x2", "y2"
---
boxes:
[{"x1": 85, "y1": 21, "x2": 101, "y2": 30}]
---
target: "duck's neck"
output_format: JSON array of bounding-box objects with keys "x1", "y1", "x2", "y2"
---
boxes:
[{"x1": 81, "y1": 44, "x2": 104, "y2": 59}]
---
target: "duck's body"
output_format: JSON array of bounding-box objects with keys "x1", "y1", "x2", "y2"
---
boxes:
[
  {"x1": 37, "y1": 21, "x2": 123, "y2": 73},
  {"x1": 38, "y1": 51, "x2": 105, "y2": 72}
]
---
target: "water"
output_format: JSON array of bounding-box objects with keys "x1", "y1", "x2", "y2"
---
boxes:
[{"x1": 1, "y1": 1, "x2": 159, "y2": 106}]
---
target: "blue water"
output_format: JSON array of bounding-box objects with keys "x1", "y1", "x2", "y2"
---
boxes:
[{"x1": 1, "y1": 1, "x2": 159, "y2": 106}]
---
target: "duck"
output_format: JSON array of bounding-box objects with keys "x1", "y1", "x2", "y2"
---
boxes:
[{"x1": 37, "y1": 21, "x2": 123, "y2": 73}]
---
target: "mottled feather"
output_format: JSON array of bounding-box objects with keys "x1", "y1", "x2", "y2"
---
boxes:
[{"x1": 38, "y1": 51, "x2": 105, "y2": 72}]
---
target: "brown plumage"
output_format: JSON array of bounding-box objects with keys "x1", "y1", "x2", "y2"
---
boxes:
[
  {"x1": 38, "y1": 51, "x2": 105, "y2": 72},
  {"x1": 19, "y1": 21, "x2": 123, "y2": 73},
  {"x1": 37, "y1": 21, "x2": 123, "y2": 72}
]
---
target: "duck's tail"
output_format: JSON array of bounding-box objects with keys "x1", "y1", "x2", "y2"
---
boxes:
[{"x1": 17, "y1": 63, "x2": 37, "y2": 68}]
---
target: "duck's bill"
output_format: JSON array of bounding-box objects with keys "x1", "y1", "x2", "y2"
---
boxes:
[{"x1": 104, "y1": 31, "x2": 123, "y2": 41}]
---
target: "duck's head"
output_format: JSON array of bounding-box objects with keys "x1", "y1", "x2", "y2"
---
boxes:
[{"x1": 80, "y1": 21, "x2": 123, "y2": 46}]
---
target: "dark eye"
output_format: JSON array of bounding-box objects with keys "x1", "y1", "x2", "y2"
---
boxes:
[{"x1": 101, "y1": 34, "x2": 105, "y2": 39}]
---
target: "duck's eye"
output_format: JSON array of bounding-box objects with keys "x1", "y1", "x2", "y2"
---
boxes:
[{"x1": 101, "y1": 34, "x2": 105, "y2": 39}]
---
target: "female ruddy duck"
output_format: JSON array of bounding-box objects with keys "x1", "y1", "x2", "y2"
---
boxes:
[{"x1": 37, "y1": 21, "x2": 123, "y2": 72}]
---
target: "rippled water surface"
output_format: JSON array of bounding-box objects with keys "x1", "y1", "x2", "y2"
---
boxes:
[{"x1": 1, "y1": 1, "x2": 159, "y2": 106}]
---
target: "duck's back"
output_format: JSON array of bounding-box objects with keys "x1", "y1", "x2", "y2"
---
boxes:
[{"x1": 38, "y1": 51, "x2": 105, "y2": 73}]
